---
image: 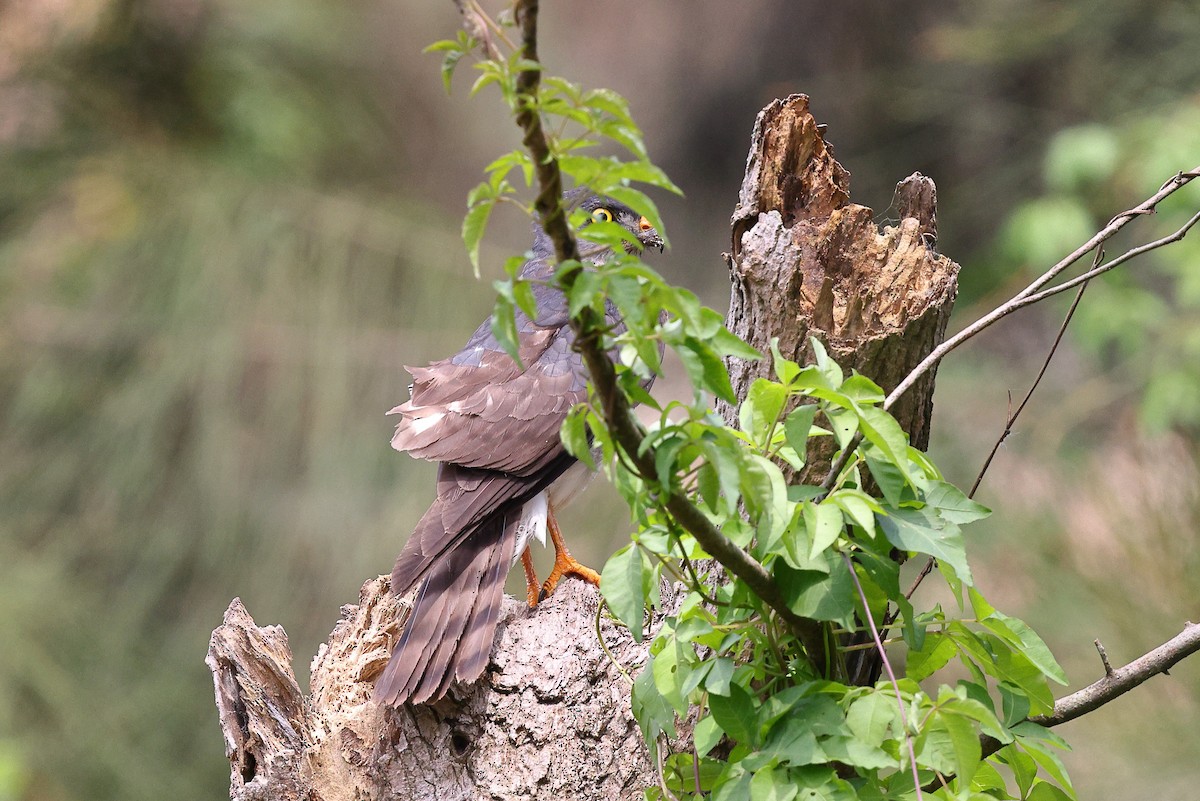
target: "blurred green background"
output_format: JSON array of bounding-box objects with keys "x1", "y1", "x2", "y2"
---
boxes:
[{"x1": 1, "y1": 1, "x2": 1198, "y2": 799}]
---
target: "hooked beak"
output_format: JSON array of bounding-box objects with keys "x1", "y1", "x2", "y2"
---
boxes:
[{"x1": 636, "y1": 215, "x2": 664, "y2": 253}]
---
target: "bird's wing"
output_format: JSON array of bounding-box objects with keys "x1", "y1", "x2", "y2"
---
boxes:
[{"x1": 388, "y1": 281, "x2": 586, "y2": 477}]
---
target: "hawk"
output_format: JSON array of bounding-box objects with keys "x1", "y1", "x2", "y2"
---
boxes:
[{"x1": 376, "y1": 191, "x2": 663, "y2": 706}]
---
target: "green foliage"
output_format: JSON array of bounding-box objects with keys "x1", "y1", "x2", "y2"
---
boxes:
[
  {"x1": 604, "y1": 345, "x2": 1071, "y2": 800},
  {"x1": 443, "y1": 12, "x2": 1078, "y2": 800}
]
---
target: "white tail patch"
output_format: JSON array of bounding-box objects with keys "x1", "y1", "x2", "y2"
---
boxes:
[{"x1": 512, "y1": 491, "x2": 549, "y2": 564}]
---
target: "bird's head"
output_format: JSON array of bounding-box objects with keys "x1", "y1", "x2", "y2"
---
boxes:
[{"x1": 571, "y1": 191, "x2": 664, "y2": 260}]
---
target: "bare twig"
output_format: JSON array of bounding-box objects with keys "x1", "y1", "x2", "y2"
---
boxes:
[
  {"x1": 820, "y1": 169, "x2": 1200, "y2": 492},
  {"x1": 503, "y1": 0, "x2": 828, "y2": 669},
  {"x1": 979, "y1": 621, "x2": 1200, "y2": 759},
  {"x1": 842, "y1": 552, "x2": 923, "y2": 799},
  {"x1": 894, "y1": 256, "x2": 1099, "y2": 614},
  {"x1": 1094, "y1": 639, "x2": 1114, "y2": 677},
  {"x1": 923, "y1": 622, "x2": 1200, "y2": 792},
  {"x1": 885, "y1": 170, "x2": 1200, "y2": 410},
  {"x1": 451, "y1": 0, "x2": 502, "y2": 59},
  {"x1": 969, "y1": 258, "x2": 1096, "y2": 497}
]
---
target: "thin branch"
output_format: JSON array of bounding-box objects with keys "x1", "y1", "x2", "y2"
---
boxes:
[
  {"x1": 895, "y1": 257, "x2": 1099, "y2": 616},
  {"x1": 921, "y1": 621, "x2": 1200, "y2": 793},
  {"x1": 1093, "y1": 639, "x2": 1114, "y2": 677},
  {"x1": 512, "y1": 0, "x2": 575, "y2": 266},
  {"x1": 503, "y1": 0, "x2": 828, "y2": 670},
  {"x1": 842, "y1": 552, "x2": 923, "y2": 800},
  {"x1": 820, "y1": 168, "x2": 1200, "y2": 494},
  {"x1": 1030, "y1": 621, "x2": 1200, "y2": 728},
  {"x1": 451, "y1": 0, "x2": 502, "y2": 59},
  {"x1": 884, "y1": 170, "x2": 1199, "y2": 411},
  {"x1": 979, "y1": 621, "x2": 1200, "y2": 759},
  {"x1": 969, "y1": 259, "x2": 1095, "y2": 497}
]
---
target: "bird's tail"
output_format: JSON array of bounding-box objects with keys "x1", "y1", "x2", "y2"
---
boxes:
[{"x1": 375, "y1": 513, "x2": 518, "y2": 706}]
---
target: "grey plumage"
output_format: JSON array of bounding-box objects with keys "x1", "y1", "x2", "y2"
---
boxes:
[{"x1": 375, "y1": 192, "x2": 662, "y2": 707}]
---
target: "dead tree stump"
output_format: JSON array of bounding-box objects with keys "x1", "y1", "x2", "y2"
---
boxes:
[
  {"x1": 723, "y1": 94, "x2": 959, "y2": 471},
  {"x1": 207, "y1": 580, "x2": 660, "y2": 801}
]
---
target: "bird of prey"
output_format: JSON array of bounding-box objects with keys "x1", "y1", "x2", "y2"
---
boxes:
[{"x1": 376, "y1": 191, "x2": 663, "y2": 706}]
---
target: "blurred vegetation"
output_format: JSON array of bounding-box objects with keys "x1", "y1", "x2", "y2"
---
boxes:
[{"x1": 0, "y1": 1, "x2": 1196, "y2": 799}]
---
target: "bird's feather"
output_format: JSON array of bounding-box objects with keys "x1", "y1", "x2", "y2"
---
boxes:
[{"x1": 375, "y1": 513, "x2": 516, "y2": 705}]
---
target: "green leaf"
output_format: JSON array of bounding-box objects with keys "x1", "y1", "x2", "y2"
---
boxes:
[
  {"x1": 775, "y1": 553, "x2": 856, "y2": 628},
  {"x1": 770, "y1": 339, "x2": 801, "y2": 383},
  {"x1": 984, "y1": 613, "x2": 1068, "y2": 685},
  {"x1": 566, "y1": 269, "x2": 603, "y2": 317},
  {"x1": 712, "y1": 326, "x2": 762, "y2": 361},
  {"x1": 760, "y1": 720, "x2": 827, "y2": 766},
  {"x1": 708, "y1": 682, "x2": 759, "y2": 747},
  {"x1": 749, "y1": 765, "x2": 799, "y2": 801},
  {"x1": 925, "y1": 480, "x2": 992, "y2": 524},
  {"x1": 1027, "y1": 782, "x2": 1074, "y2": 801},
  {"x1": 694, "y1": 714, "x2": 723, "y2": 757},
  {"x1": 999, "y1": 681, "x2": 1032, "y2": 727},
  {"x1": 678, "y1": 336, "x2": 737, "y2": 403},
  {"x1": 706, "y1": 657, "x2": 735, "y2": 696},
  {"x1": 917, "y1": 710, "x2": 981, "y2": 784},
  {"x1": 600, "y1": 545, "x2": 646, "y2": 641},
  {"x1": 846, "y1": 692, "x2": 897, "y2": 747},
  {"x1": 824, "y1": 407, "x2": 859, "y2": 450},
  {"x1": 864, "y1": 451, "x2": 907, "y2": 507},
  {"x1": 711, "y1": 765, "x2": 752, "y2": 801},
  {"x1": 633, "y1": 659, "x2": 677, "y2": 748},
  {"x1": 828, "y1": 489, "x2": 880, "y2": 538},
  {"x1": 652, "y1": 639, "x2": 691, "y2": 716},
  {"x1": 560, "y1": 406, "x2": 595, "y2": 467},
  {"x1": 1013, "y1": 722, "x2": 1076, "y2": 797},
  {"x1": 810, "y1": 337, "x2": 843, "y2": 387},
  {"x1": 879, "y1": 507, "x2": 973, "y2": 585},
  {"x1": 997, "y1": 746, "x2": 1039, "y2": 799},
  {"x1": 512, "y1": 278, "x2": 538, "y2": 321},
  {"x1": 906, "y1": 633, "x2": 957, "y2": 681},
  {"x1": 783, "y1": 404, "x2": 818, "y2": 456},
  {"x1": 839, "y1": 373, "x2": 885, "y2": 403},
  {"x1": 740, "y1": 378, "x2": 788, "y2": 446},
  {"x1": 950, "y1": 626, "x2": 1054, "y2": 714},
  {"x1": 489, "y1": 293, "x2": 522, "y2": 364},
  {"x1": 804, "y1": 500, "x2": 844, "y2": 561},
  {"x1": 463, "y1": 198, "x2": 496, "y2": 273},
  {"x1": 742, "y1": 454, "x2": 791, "y2": 554},
  {"x1": 604, "y1": 185, "x2": 672, "y2": 248},
  {"x1": 857, "y1": 406, "x2": 914, "y2": 484},
  {"x1": 818, "y1": 736, "x2": 896, "y2": 771}
]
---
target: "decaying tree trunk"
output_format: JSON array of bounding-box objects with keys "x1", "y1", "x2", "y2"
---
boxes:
[
  {"x1": 723, "y1": 94, "x2": 958, "y2": 469},
  {"x1": 208, "y1": 580, "x2": 664, "y2": 800},
  {"x1": 206, "y1": 94, "x2": 960, "y2": 799}
]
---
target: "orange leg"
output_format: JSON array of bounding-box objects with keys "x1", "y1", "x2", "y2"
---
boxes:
[
  {"x1": 521, "y1": 547, "x2": 541, "y2": 608},
  {"x1": 539, "y1": 505, "x2": 601, "y2": 602}
]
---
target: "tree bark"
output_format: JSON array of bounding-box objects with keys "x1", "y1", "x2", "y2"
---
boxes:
[
  {"x1": 206, "y1": 94, "x2": 960, "y2": 798},
  {"x1": 208, "y1": 579, "x2": 663, "y2": 801},
  {"x1": 722, "y1": 95, "x2": 958, "y2": 467}
]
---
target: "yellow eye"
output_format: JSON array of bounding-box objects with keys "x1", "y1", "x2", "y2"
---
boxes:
[
  {"x1": 638, "y1": 215, "x2": 652, "y2": 232},
  {"x1": 591, "y1": 208, "x2": 613, "y2": 223}
]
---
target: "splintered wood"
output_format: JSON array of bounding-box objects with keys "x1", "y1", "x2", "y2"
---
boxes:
[{"x1": 725, "y1": 94, "x2": 958, "y2": 458}]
